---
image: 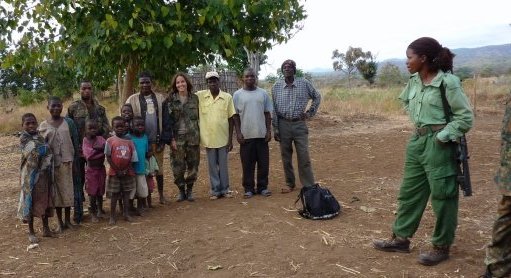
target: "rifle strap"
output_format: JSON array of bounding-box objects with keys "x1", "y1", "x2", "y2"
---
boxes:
[{"x1": 439, "y1": 81, "x2": 452, "y2": 123}]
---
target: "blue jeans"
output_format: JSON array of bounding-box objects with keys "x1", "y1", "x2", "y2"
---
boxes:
[{"x1": 206, "y1": 146, "x2": 230, "y2": 196}]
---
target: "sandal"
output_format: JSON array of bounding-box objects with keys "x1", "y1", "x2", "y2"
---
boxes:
[
  {"x1": 260, "y1": 189, "x2": 272, "y2": 197},
  {"x1": 243, "y1": 192, "x2": 254, "y2": 199},
  {"x1": 280, "y1": 186, "x2": 294, "y2": 194}
]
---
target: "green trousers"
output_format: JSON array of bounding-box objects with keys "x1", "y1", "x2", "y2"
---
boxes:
[{"x1": 392, "y1": 131, "x2": 459, "y2": 246}]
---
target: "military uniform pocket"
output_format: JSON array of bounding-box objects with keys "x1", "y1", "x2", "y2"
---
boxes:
[{"x1": 428, "y1": 168, "x2": 458, "y2": 200}]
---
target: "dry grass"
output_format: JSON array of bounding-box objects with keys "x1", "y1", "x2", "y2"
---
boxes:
[
  {"x1": 0, "y1": 75, "x2": 509, "y2": 134},
  {"x1": 321, "y1": 75, "x2": 510, "y2": 120},
  {"x1": 0, "y1": 94, "x2": 119, "y2": 134},
  {"x1": 320, "y1": 86, "x2": 403, "y2": 119}
]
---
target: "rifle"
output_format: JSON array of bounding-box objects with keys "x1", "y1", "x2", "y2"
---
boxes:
[
  {"x1": 456, "y1": 135, "x2": 472, "y2": 196},
  {"x1": 439, "y1": 81, "x2": 473, "y2": 197}
]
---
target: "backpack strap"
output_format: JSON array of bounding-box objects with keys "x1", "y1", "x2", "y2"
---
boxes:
[{"x1": 295, "y1": 187, "x2": 305, "y2": 207}]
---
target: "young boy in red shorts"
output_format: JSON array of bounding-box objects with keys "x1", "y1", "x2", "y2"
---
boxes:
[{"x1": 105, "y1": 116, "x2": 138, "y2": 224}]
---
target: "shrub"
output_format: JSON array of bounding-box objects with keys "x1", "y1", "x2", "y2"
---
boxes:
[{"x1": 18, "y1": 89, "x2": 47, "y2": 106}]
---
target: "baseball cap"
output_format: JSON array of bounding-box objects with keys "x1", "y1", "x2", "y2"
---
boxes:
[{"x1": 205, "y1": 71, "x2": 220, "y2": 80}]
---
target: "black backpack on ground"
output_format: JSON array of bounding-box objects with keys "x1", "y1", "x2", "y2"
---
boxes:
[{"x1": 295, "y1": 184, "x2": 341, "y2": 220}]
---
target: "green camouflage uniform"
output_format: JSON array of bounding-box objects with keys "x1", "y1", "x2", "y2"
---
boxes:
[
  {"x1": 67, "y1": 98, "x2": 110, "y2": 141},
  {"x1": 485, "y1": 93, "x2": 511, "y2": 278},
  {"x1": 166, "y1": 92, "x2": 200, "y2": 190},
  {"x1": 67, "y1": 98, "x2": 110, "y2": 223}
]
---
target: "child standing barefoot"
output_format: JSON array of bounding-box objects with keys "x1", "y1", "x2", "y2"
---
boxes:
[
  {"x1": 18, "y1": 113, "x2": 55, "y2": 243},
  {"x1": 105, "y1": 116, "x2": 138, "y2": 224},
  {"x1": 121, "y1": 104, "x2": 134, "y2": 134},
  {"x1": 39, "y1": 96, "x2": 80, "y2": 232},
  {"x1": 82, "y1": 120, "x2": 106, "y2": 223},
  {"x1": 130, "y1": 116, "x2": 149, "y2": 216},
  {"x1": 145, "y1": 156, "x2": 159, "y2": 208}
]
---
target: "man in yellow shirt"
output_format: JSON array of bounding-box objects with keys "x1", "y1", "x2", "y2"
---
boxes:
[{"x1": 196, "y1": 71, "x2": 235, "y2": 199}]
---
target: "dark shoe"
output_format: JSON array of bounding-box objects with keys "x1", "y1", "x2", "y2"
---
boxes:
[
  {"x1": 418, "y1": 245, "x2": 450, "y2": 266},
  {"x1": 186, "y1": 188, "x2": 194, "y2": 202},
  {"x1": 260, "y1": 189, "x2": 272, "y2": 197},
  {"x1": 479, "y1": 268, "x2": 493, "y2": 278},
  {"x1": 177, "y1": 188, "x2": 186, "y2": 202},
  {"x1": 373, "y1": 235, "x2": 410, "y2": 253}
]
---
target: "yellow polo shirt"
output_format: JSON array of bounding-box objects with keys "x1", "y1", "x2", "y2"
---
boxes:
[{"x1": 196, "y1": 90, "x2": 235, "y2": 148}]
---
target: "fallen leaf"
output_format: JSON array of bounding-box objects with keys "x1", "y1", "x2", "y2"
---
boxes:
[
  {"x1": 360, "y1": 206, "x2": 376, "y2": 213},
  {"x1": 207, "y1": 265, "x2": 223, "y2": 270},
  {"x1": 27, "y1": 243, "x2": 39, "y2": 251}
]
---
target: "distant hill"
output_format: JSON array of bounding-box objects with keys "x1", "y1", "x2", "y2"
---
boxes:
[
  {"x1": 307, "y1": 44, "x2": 511, "y2": 78},
  {"x1": 381, "y1": 44, "x2": 511, "y2": 76}
]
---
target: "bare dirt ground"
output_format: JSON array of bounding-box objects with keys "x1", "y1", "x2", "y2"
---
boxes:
[{"x1": 0, "y1": 109, "x2": 503, "y2": 277}]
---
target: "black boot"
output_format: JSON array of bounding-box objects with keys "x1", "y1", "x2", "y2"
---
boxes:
[
  {"x1": 186, "y1": 184, "x2": 194, "y2": 202},
  {"x1": 418, "y1": 245, "x2": 450, "y2": 266},
  {"x1": 373, "y1": 234, "x2": 410, "y2": 253},
  {"x1": 156, "y1": 175, "x2": 168, "y2": 204},
  {"x1": 479, "y1": 267, "x2": 493, "y2": 278},
  {"x1": 177, "y1": 185, "x2": 186, "y2": 202}
]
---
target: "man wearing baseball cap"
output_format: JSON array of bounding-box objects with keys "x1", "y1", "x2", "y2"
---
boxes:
[{"x1": 196, "y1": 71, "x2": 236, "y2": 199}]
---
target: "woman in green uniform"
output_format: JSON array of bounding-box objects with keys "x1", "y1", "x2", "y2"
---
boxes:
[{"x1": 373, "y1": 37, "x2": 474, "y2": 266}]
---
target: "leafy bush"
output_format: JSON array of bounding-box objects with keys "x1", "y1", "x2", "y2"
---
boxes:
[{"x1": 18, "y1": 89, "x2": 47, "y2": 106}]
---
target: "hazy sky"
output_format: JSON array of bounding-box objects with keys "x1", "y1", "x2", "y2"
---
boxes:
[{"x1": 260, "y1": 0, "x2": 511, "y2": 77}]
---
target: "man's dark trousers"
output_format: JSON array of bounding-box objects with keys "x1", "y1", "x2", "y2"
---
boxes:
[{"x1": 240, "y1": 138, "x2": 269, "y2": 194}]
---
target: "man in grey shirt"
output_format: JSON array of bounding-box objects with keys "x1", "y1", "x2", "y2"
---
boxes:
[
  {"x1": 272, "y1": 59, "x2": 321, "y2": 194},
  {"x1": 233, "y1": 68, "x2": 273, "y2": 198}
]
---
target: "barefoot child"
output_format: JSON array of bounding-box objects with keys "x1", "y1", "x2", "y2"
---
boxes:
[
  {"x1": 82, "y1": 120, "x2": 107, "y2": 223},
  {"x1": 121, "y1": 104, "x2": 134, "y2": 134},
  {"x1": 17, "y1": 113, "x2": 55, "y2": 243},
  {"x1": 130, "y1": 116, "x2": 149, "y2": 215},
  {"x1": 116, "y1": 103, "x2": 135, "y2": 211},
  {"x1": 145, "y1": 155, "x2": 159, "y2": 208},
  {"x1": 105, "y1": 116, "x2": 138, "y2": 224},
  {"x1": 39, "y1": 96, "x2": 80, "y2": 232}
]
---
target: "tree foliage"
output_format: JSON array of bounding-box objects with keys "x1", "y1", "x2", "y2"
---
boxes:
[
  {"x1": 356, "y1": 59, "x2": 377, "y2": 85},
  {"x1": 378, "y1": 63, "x2": 406, "y2": 87},
  {"x1": 454, "y1": 66, "x2": 473, "y2": 81},
  {"x1": 1, "y1": 0, "x2": 306, "y2": 104},
  {"x1": 332, "y1": 46, "x2": 375, "y2": 87},
  {"x1": 264, "y1": 68, "x2": 311, "y2": 86}
]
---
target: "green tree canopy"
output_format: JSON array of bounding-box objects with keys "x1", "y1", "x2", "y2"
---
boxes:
[
  {"x1": 1, "y1": 0, "x2": 306, "y2": 103},
  {"x1": 331, "y1": 46, "x2": 375, "y2": 87}
]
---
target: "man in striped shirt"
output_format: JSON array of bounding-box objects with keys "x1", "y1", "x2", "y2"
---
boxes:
[{"x1": 271, "y1": 59, "x2": 321, "y2": 194}]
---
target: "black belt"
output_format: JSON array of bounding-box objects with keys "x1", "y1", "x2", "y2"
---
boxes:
[
  {"x1": 416, "y1": 124, "x2": 446, "y2": 136},
  {"x1": 277, "y1": 115, "x2": 303, "y2": 122}
]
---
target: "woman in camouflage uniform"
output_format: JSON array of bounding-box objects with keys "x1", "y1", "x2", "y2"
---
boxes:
[{"x1": 162, "y1": 73, "x2": 200, "y2": 202}]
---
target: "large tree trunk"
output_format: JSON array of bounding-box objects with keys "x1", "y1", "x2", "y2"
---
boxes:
[
  {"x1": 244, "y1": 46, "x2": 260, "y2": 78},
  {"x1": 119, "y1": 57, "x2": 139, "y2": 107},
  {"x1": 116, "y1": 68, "x2": 123, "y2": 94}
]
